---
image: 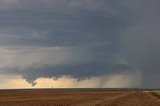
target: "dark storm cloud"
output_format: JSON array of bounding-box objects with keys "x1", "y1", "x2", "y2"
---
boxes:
[
  {"x1": 0, "y1": 0, "x2": 159, "y2": 87},
  {"x1": 123, "y1": 0, "x2": 160, "y2": 88},
  {"x1": 0, "y1": 0, "x2": 131, "y2": 47}
]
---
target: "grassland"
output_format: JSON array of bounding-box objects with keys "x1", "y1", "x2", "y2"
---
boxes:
[{"x1": 148, "y1": 91, "x2": 160, "y2": 100}]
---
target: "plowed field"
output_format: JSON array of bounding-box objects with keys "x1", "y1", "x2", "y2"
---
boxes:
[{"x1": 0, "y1": 89, "x2": 159, "y2": 106}]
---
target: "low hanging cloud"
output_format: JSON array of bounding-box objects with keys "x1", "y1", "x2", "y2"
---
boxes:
[
  {"x1": 0, "y1": 46, "x2": 93, "y2": 80},
  {"x1": 0, "y1": 71, "x2": 141, "y2": 89},
  {"x1": 0, "y1": 45, "x2": 131, "y2": 85}
]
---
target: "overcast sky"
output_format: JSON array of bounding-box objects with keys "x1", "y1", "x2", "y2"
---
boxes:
[{"x1": 0, "y1": 0, "x2": 159, "y2": 88}]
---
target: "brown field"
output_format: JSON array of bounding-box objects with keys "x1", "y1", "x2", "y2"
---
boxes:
[{"x1": 0, "y1": 89, "x2": 160, "y2": 106}]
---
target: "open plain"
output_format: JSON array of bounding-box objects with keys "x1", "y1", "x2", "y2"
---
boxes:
[{"x1": 0, "y1": 89, "x2": 160, "y2": 106}]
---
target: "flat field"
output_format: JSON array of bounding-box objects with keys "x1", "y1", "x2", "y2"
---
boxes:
[{"x1": 0, "y1": 89, "x2": 160, "y2": 106}]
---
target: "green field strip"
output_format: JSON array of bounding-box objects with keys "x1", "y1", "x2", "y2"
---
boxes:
[{"x1": 148, "y1": 92, "x2": 160, "y2": 100}]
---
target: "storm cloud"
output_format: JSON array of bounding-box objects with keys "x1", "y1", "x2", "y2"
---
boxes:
[{"x1": 0, "y1": 0, "x2": 159, "y2": 88}]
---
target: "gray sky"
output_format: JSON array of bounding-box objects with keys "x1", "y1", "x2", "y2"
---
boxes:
[{"x1": 0, "y1": 0, "x2": 159, "y2": 88}]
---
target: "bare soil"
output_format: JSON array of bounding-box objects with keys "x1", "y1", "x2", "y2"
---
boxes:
[{"x1": 0, "y1": 89, "x2": 159, "y2": 106}]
